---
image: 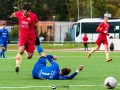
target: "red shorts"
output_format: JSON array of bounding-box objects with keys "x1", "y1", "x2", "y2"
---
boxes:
[
  {"x1": 18, "y1": 37, "x2": 35, "y2": 53},
  {"x1": 96, "y1": 36, "x2": 108, "y2": 46}
]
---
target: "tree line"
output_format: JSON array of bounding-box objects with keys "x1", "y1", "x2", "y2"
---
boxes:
[{"x1": 0, "y1": 0, "x2": 120, "y2": 22}]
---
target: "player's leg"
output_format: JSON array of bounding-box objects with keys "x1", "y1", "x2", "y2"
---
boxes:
[
  {"x1": 104, "y1": 44, "x2": 112, "y2": 62},
  {"x1": 1, "y1": 41, "x2": 8, "y2": 58},
  {"x1": 88, "y1": 44, "x2": 99, "y2": 59},
  {"x1": 15, "y1": 37, "x2": 26, "y2": 73},
  {"x1": 1, "y1": 47, "x2": 7, "y2": 58},
  {"x1": 85, "y1": 43, "x2": 87, "y2": 50},
  {"x1": 15, "y1": 45, "x2": 25, "y2": 73},
  {"x1": 32, "y1": 45, "x2": 46, "y2": 78},
  {"x1": 25, "y1": 38, "x2": 35, "y2": 59},
  {"x1": 0, "y1": 41, "x2": 5, "y2": 58},
  {"x1": 86, "y1": 43, "x2": 88, "y2": 50},
  {"x1": 26, "y1": 37, "x2": 44, "y2": 59},
  {"x1": 88, "y1": 39, "x2": 101, "y2": 59}
]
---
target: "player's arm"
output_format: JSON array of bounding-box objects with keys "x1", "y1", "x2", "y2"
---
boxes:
[
  {"x1": 60, "y1": 65, "x2": 84, "y2": 80},
  {"x1": 96, "y1": 23, "x2": 104, "y2": 33},
  {"x1": 10, "y1": 12, "x2": 16, "y2": 18},
  {"x1": 34, "y1": 22, "x2": 40, "y2": 37},
  {"x1": 46, "y1": 55, "x2": 54, "y2": 63},
  {"x1": 35, "y1": 22, "x2": 40, "y2": 46}
]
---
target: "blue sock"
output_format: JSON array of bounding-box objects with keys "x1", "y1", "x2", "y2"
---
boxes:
[
  {"x1": 36, "y1": 45, "x2": 44, "y2": 54},
  {"x1": 1, "y1": 48, "x2": 5, "y2": 58}
]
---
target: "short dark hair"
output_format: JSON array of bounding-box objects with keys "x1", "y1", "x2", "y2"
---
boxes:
[
  {"x1": 22, "y1": 3, "x2": 31, "y2": 11},
  {"x1": 61, "y1": 68, "x2": 71, "y2": 75}
]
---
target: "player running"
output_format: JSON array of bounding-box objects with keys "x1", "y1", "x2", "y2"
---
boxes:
[
  {"x1": 0, "y1": 23, "x2": 10, "y2": 58},
  {"x1": 10, "y1": 2, "x2": 40, "y2": 73},
  {"x1": 32, "y1": 45, "x2": 84, "y2": 80},
  {"x1": 88, "y1": 16, "x2": 112, "y2": 62}
]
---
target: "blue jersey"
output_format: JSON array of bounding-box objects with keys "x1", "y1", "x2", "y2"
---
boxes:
[
  {"x1": 32, "y1": 55, "x2": 78, "y2": 80},
  {"x1": 0, "y1": 28, "x2": 10, "y2": 47}
]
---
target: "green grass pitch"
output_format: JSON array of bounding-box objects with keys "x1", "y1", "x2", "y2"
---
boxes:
[{"x1": 0, "y1": 50, "x2": 120, "y2": 90}]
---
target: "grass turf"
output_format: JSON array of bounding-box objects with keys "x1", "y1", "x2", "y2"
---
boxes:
[{"x1": 0, "y1": 50, "x2": 120, "y2": 90}]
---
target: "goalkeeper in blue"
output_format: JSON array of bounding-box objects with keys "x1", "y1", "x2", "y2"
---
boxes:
[
  {"x1": 0, "y1": 23, "x2": 10, "y2": 58},
  {"x1": 32, "y1": 45, "x2": 84, "y2": 80}
]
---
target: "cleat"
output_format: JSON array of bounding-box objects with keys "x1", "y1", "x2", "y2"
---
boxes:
[
  {"x1": 106, "y1": 58, "x2": 112, "y2": 62},
  {"x1": 15, "y1": 67, "x2": 20, "y2": 74},
  {"x1": 87, "y1": 52, "x2": 91, "y2": 59}
]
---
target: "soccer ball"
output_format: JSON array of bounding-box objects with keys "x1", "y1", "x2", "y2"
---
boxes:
[{"x1": 104, "y1": 77, "x2": 117, "y2": 89}]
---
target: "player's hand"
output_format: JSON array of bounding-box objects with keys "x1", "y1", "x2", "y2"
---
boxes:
[
  {"x1": 53, "y1": 55, "x2": 58, "y2": 60},
  {"x1": 104, "y1": 30, "x2": 108, "y2": 34},
  {"x1": 77, "y1": 65, "x2": 84, "y2": 71},
  {"x1": 35, "y1": 37, "x2": 40, "y2": 46},
  {"x1": 8, "y1": 40, "x2": 10, "y2": 44}
]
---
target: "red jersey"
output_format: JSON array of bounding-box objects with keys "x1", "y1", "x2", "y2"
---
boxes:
[
  {"x1": 15, "y1": 11, "x2": 38, "y2": 38},
  {"x1": 96, "y1": 22, "x2": 110, "y2": 37},
  {"x1": 82, "y1": 36, "x2": 88, "y2": 44},
  {"x1": 96, "y1": 22, "x2": 110, "y2": 46}
]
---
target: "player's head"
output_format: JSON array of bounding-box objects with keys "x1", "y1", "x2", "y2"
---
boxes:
[
  {"x1": 2, "y1": 23, "x2": 6, "y2": 29},
  {"x1": 104, "y1": 16, "x2": 108, "y2": 22},
  {"x1": 84, "y1": 33, "x2": 87, "y2": 36},
  {"x1": 104, "y1": 15, "x2": 108, "y2": 22},
  {"x1": 60, "y1": 68, "x2": 71, "y2": 75},
  {"x1": 22, "y1": 2, "x2": 31, "y2": 17}
]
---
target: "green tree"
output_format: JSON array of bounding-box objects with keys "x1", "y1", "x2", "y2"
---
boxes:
[
  {"x1": 106, "y1": 4, "x2": 117, "y2": 17},
  {"x1": 9, "y1": 25, "x2": 19, "y2": 41},
  {"x1": 115, "y1": 8, "x2": 120, "y2": 18},
  {"x1": 55, "y1": 0, "x2": 68, "y2": 21},
  {"x1": 92, "y1": 0, "x2": 107, "y2": 17},
  {"x1": 0, "y1": 0, "x2": 15, "y2": 20},
  {"x1": 9, "y1": 25, "x2": 19, "y2": 37}
]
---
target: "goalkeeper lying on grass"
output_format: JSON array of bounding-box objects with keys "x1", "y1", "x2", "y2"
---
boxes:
[{"x1": 32, "y1": 45, "x2": 83, "y2": 80}]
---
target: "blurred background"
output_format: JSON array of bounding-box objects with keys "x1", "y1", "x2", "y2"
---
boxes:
[{"x1": 0, "y1": 0, "x2": 120, "y2": 50}]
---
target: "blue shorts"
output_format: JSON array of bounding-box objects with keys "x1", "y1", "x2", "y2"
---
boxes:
[{"x1": 0, "y1": 40, "x2": 7, "y2": 47}]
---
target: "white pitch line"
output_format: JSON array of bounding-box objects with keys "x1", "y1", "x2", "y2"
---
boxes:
[
  {"x1": 0, "y1": 84, "x2": 120, "y2": 89},
  {"x1": 0, "y1": 57, "x2": 16, "y2": 59}
]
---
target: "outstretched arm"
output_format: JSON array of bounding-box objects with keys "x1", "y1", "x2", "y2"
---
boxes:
[
  {"x1": 59, "y1": 65, "x2": 84, "y2": 80},
  {"x1": 10, "y1": 12, "x2": 16, "y2": 18}
]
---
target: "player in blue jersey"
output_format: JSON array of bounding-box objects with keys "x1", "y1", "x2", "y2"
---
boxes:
[
  {"x1": 32, "y1": 45, "x2": 84, "y2": 80},
  {"x1": 0, "y1": 23, "x2": 10, "y2": 58}
]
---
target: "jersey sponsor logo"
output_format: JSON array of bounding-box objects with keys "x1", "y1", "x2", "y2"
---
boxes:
[{"x1": 21, "y1": 21, "x2": 29, "y2": 28}]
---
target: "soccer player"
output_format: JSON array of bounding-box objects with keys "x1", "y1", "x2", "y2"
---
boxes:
[
  {"x1": 10, "y1": 2, "x2": 40, "y2": 73},
  {"x1": 82, "y1": 34, "x2": 88, "y2": 50},
  {"x1": 0, "y1": 23, "x2": 10, "y2": 58},
  {"x1": 32, "y1": 45, "x2": 84, "y2": 80},
  {"x1": 88, "y1": 16, "x2": 112, "y2": 62}
]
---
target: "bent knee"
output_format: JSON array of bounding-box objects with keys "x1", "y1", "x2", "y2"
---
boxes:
[{"x1": 27, "y1": 56, "x2": 32, "y2": 59}]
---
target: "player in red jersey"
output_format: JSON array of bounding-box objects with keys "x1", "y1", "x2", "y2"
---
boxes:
[
  {"x1": 82, "y1": 34, "x2": 88, "y2": 50},
  {"x1": 87, "y1": 16, "x2": 112, "y2": 62},
  {"x1": 10, "y1": 2, "x2": 40, "y2": 73}
]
